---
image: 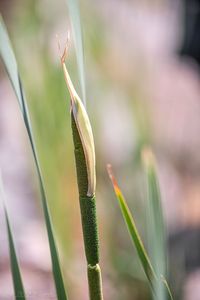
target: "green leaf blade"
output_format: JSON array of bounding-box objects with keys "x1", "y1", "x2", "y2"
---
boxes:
[
  {"x1": 142, "y1": 148, "x2": 173, "y2": 300},
  {"x1": 40, "y1": 182, "x2": 68, "y2": 300},
  {"x1": 117, "y1": 191, "x2": 156, "y2": 284},
  {"x1": 4, "y1": 208, "x2": 26, "y2": 300},
  {"x1": 107, "y1": 164, "x2": 156, "y2": 288},
  {"x1": 0, "y1": 173, "x2": 26, "y2": 300},
  {"x1": 0, "y1": 15, "x2": 68, "y2": 300},
  {"x1": 143, "y1": 149, "x2": 166, "y2": 274},
  {"x1": 107, "y1": 164, "x2": 174, "y2": 300},
  {"x1": 0, "y1": 15, "x2": 23, "y2": 112}
]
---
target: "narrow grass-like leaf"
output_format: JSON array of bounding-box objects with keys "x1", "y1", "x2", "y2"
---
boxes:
[
  {"x1": 0, "y1": 16, "x2": 68, "y2": 300},
  {"x1": 107, "y1": 164, "x2": 173, "y2": 299},
  {"x1": 162, "y1": 277, "x2": 173, "y2": 300},
  {"x1": 0, "y1": 15, "x2": 23, "y2": 111},
  {"x1": 142, "y1": 148, "x2": 167, "y2": 299},
  {"x1": 107, "y1": 164, "x2": 156, "y2": 287},
  {"x1": 0, "y1": 173, "x2": 26, "y2": 300},
  {"x1": 66, "y1": 0, "x2": 86, "y2": 106},
  {"x1": 4, "y1": 208, "x2": 26, "y2": 300}
]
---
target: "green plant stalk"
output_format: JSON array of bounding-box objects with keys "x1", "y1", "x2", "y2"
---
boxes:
[
  {"x1": 87, "y1": 264, "x2": 103, "y2": 300},
  {"x1": 71, "y1": 114, "x2": 103, "y2": 300}
]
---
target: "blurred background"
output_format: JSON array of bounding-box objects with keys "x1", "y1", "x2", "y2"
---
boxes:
[{"x1": 0, "y1": 0, "x2": 200, "y2": 299}]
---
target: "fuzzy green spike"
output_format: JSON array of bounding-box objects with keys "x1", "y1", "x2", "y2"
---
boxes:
[
  {"x1": 71, "y1": 114, "x2": 99, "y2": 265},
  {"x1": 71, "y1": 113, "x2": 88, "y2": 197}
]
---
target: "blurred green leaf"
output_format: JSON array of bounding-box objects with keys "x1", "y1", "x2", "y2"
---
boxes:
[
  {"x1": 0, "y1": 15, "x2": 23, "y2": 111},
  {"x1": 4, "y1": 208, "x2": 26, "y2": 300},
  {"x1": 107, "y1": 164, "x2": 173, "y2": 300},
  {"x1": 162, "y1": 277, "x2": 173, "y2": 300},
  {"x1": 0, "y1": 15, "x2": 68, "y2": 300},
  {"x1": 66, "y1": 0, "x2": 86, "y2": 106},
  {"x1": 0, "y1": 172, "x2": 26, "y2": 300},
  {"x1": 142, "y1": 148, "x2": 167, "y2": 299},
  {"x1": 107, "y1": 164, "x2": 156, "y2": 288}
]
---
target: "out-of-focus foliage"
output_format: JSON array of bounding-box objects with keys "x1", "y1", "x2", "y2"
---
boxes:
[
  {"x1": 0, "y1": 16, "x2": 68, "y2": 299},
  {"x1": 1, "y1": 0, "x2": 200, "y2": 299},
  {"x1": 0, "y1": 1, "x2": 157, "y2": 299}
]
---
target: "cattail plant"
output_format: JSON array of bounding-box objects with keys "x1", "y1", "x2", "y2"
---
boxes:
[{"x1": 60, "y1": 42, "x2": 104, "y2": 300}]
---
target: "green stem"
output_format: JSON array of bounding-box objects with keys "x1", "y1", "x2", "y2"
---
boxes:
[
  {"x1": 71, "y1": 114, "x2": 103, "y2": 300},
  {"x1": 88, "y1": 264, "x2": 103, "y2": 300}
]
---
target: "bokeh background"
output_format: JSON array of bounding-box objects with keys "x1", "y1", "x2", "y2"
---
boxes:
[{"x1": 0, "y1": 0, "x2": 200, "y2": 299}]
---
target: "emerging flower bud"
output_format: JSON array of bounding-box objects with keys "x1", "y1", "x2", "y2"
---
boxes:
[{"x1": 60, "y1": 43, "x2": 96, "y2": 197}]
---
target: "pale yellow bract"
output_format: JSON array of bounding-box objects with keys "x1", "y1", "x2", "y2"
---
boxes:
[{"x1": 60, "y1": 44, "x2": 96, "y2": 197}]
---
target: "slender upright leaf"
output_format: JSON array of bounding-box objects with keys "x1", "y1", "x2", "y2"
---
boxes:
[
  {"x1": 4, "y1": 209, "x2": 26, "y2": 300},
  {"x1": 107, "y1": 164, "x2": 156, "y2": 287},
  {"x1": 0, "y1": 16, "x2": 23, "y2": 111},
  {"x1": 142, "y1": 148, "x2": 166, "y2": 299},
  {"x1": 0, "y1": 172, "x2": 26, "y2": 300},
  {"x1": 66, "y1": 0, "x2": 86, "y2": 106},
  {"x1": 107, "y1": 164, "x2": 173, "y2": 300},
  {"x1": 0, "y1": 15, "x2": 68, "y2": 300}
]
